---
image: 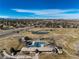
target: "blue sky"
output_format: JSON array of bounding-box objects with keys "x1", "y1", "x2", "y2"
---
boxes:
[{"x1": 0, "y1": 0, "x2": 79, "y2": 19}]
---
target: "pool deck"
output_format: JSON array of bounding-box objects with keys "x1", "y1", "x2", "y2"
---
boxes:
[{"x1": 21, "y1": 47, "x2": 53, "y2": 52}]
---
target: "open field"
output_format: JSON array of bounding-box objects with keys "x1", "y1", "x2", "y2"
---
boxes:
[
  {"x1": 0, "y1": 35, "x2": 22, "y2": 53},
  {"x1": 20, "y1": 28, "x2": 79, "y2": 59},
  {"x1": 0, "y1": 28, "x2": 79, "y2": 59}
]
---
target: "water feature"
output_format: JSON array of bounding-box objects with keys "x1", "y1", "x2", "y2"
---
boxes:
[
  {"x1": 32, "y1": 31, "x2": 49, "y2": 34},
  {"x1": 27, "y1": 41, "x2": 46, "y2": 47}
]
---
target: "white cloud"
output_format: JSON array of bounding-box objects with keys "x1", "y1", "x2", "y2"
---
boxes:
[
  {"x1": 11, "y1": 9, "x2": 79, "y2": 19},
  {"x1": 11, "y1": 9, "x2": 66, "y2": 15},
  {"x1": 0, "y1": 16, "x2": 10, "y2": 18}
]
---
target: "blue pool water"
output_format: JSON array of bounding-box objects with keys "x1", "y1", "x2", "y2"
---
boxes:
[{"x1": 27, "y1": 42, "x2": 46, "y2": 47}]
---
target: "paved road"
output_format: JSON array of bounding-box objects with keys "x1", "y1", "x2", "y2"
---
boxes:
[{"x1": 0, "y1": 27, "x2": 32, "y2": 38}]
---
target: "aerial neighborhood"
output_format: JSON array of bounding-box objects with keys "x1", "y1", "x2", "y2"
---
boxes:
[{"x1": 0, "y1": 18, "x2": 79, "y2": 30}]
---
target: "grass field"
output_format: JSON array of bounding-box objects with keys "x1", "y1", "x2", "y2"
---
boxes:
[
  {"x1": 20, "y1": 28, "x2": 79, "y2": 59},
  {"x1": 1, "y1": 28, "x2": 79, "y2": 59}
]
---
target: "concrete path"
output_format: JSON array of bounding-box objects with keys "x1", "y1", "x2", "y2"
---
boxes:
[
  {"x1": 33, "y1": 53, "x2": 39, "y2": 59},
  {"x1": 3, "y1": 50, "x2": 32, "y2": 59}
]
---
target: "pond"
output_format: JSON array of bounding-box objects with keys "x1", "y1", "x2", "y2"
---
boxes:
[{"x1": 32, "y1": 31, "x2": 49, "y2": 34}]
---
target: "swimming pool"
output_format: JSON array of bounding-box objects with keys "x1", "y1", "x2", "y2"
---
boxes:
[{"x1": 27, "y1": 42, "x2": 46, "y2": 47}]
